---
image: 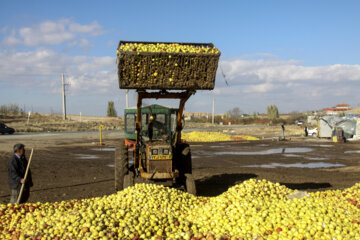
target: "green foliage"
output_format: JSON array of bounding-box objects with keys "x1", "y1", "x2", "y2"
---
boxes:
[
  {"x1": 267, "y1": 105, "x2": 279, "y2": 120},
  {"x1": 107, "y1": 101, "x2": 117, "y2": 117}
]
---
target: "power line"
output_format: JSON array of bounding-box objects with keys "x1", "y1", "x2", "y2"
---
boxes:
[{"x1": 219, "y1": 65, "x2": 230, "y2": 86}]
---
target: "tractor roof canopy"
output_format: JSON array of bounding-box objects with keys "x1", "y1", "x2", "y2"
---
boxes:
[{"x1": 125, "y1": 104, "x2": 178, "y2": 114}]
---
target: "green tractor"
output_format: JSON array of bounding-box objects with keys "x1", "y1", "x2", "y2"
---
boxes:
[{"x1": 115, "y1": 92, "x2": 196, "y2": 194}]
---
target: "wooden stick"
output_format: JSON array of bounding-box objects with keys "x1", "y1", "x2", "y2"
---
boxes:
[{"x1": 16, "y1": 148, "x2": 34, "y2": 204}]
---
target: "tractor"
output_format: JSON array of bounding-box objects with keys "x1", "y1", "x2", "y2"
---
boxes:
[
  {"x1": 115, "y1": 41, "x2": 220, "y2": 194},
  {"x1": 115, "y1": 92, "x2": 196, "y2": 194}
]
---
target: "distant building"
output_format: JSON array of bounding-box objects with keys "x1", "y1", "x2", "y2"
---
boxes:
[
  {"x1": 324, "y1": 103, "x2": 352, "y2": 115},
  {"x1": 184, "y1": 112, "x2": 209, "y2": 118},
  {"x1": 183, "y1": 112, "x2": 223, "y2": 120},
  {"x1": 348, "y1": 105, "x2": 360, "y2": 114}
]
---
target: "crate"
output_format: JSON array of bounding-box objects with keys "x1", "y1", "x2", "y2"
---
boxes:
[{"x1": 117, "y1": 41, "x2": 220, "y2": 90}]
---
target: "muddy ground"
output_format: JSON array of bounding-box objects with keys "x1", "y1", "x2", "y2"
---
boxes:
[{"x1": 0, "y1": 132, "x2": 359, "y2": 204}]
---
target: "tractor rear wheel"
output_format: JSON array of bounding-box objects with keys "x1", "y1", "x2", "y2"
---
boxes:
[
  {"x1": 115, "y1": 139, "x2": 128, "y2": 191},
  {"x1": 185, "y1": 174, "x2": 196, "y2": 195}
]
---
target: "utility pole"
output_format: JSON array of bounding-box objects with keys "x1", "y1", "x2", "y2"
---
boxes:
[
  {"x1": 125, "y1": 89, "x2": 129, "y2": 108},
  {"x1": 212, "y1": 97, "x2": 215, "y2": 124},
  {"x1": 62, "y1": 73, "x2": 67, "y2": 120}
]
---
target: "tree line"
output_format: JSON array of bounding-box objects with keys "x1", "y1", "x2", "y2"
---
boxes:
[{"x1": 225, "y1": 105, "x2": 279, "y2": 120}]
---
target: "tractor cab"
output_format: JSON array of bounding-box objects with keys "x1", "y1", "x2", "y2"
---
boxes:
[{"x1": 124, "y1": 104, "x2": 178, "y2": 145}]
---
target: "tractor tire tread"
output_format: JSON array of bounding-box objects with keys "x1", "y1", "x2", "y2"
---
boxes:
[{"x1": 115, "y1": 139, "x2": 129, "y2": 191}]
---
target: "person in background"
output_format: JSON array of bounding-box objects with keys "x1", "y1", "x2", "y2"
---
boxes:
[
  {"x1": 8, "y1": 143, "x2": 33, "y2": 203},
  {"x1": 304, "y1": 126, "x2": 308, "y2": 137},
  {"x1": 281, "y1": 124, "x2": 285, "y2": 139}
]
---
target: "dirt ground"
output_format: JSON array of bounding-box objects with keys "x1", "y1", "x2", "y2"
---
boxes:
[
  {"x1": 0, "y1": 131, "x2": 359, "y2": 204},
  {"x1": 0, "y1": 113, "x2": 123, "y2": 132}
]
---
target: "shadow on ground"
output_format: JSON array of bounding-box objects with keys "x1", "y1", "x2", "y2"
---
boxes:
[
  {"x1": 0, "y1": 179, "x2": 114, "y2": 198},
  {"x1": 196, "y1": 173, "x2": 257, "y2": 197},
  {"x1": 281, "y1": 182, "x2": 332, "y2": 190}
]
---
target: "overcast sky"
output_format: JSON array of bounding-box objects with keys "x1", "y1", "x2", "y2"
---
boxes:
[{"x1": 1, "y1": 1, "x2": 359, "y2": 116}]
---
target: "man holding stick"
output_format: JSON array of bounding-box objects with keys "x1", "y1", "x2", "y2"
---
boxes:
[{"x1": 8, "y1": 143, "x2": 33, "y2": 203}]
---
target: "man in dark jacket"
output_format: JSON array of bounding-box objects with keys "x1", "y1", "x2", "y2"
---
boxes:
[
  {"x1": 8, "y1": 143, "x2": 33, "y2": 203},
  {"x1": 281, "y1": 124, "x2": 285, "y2": 139}
]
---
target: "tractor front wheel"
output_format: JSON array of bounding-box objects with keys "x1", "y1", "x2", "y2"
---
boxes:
[
  {"x1": 185, "y1": 174, "x2": 196, "y2": 195},
  {"x1": 115, "y1": 139, "x2": 128, "y2": 191},
  {"x1": 124, "y1": 173, "x2": 135, "y2": 189}
]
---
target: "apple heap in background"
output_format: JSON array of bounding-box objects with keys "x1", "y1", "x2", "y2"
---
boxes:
[
  {"x1": 182, "y1": 131, "x2": 260, "y2": 142},
  {"x1": 1, "y1": 179, "x2": 360, "y2": 240},
  {"x1": 118, "y1": 43, "x2": 220, "y2": 54}
]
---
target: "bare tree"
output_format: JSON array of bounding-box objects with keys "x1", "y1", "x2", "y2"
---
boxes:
[
  {"x1": 226, "y1": 107, "x2": 242, "y2": 120},
  {"x1": 0, "y1": 104, "x2": 22, "y2": 115}
]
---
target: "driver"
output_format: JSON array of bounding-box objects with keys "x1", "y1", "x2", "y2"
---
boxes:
[{"x1": 148, "y1": 115, "x2": 165, "y2": 141}]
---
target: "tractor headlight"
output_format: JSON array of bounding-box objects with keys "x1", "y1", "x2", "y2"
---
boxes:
[
  {"x1": 162, "y1": 148, "x2": 170, "y2": 155},
  {"x1": 151, "y1": 149, "x2": 158, "y2": 155}
]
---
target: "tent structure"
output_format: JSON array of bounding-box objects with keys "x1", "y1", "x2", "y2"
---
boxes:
[
  {"x1": 356, "y1": 118, "x2": 360, "y2": 139},
  {"x1": 318, "y1": 116, "x2": 358, "y2": 139}
]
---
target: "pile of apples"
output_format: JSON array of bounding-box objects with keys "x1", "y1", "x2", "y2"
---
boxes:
[
  {"x1": 117, "y1": 43, "x2": 220, "y2": 86},
  {"x1": 182, "y1": 131, "x2": 259, "y2": 142},
  {"x1": 1, "y1": 179, "x2": 359, "y2": 239},
  {"x1": 118, "y1": 43, "x2": 220, "y2": 54}
]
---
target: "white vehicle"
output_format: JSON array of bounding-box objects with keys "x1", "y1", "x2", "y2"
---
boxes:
[
  {"x1": 296, "y1": 120, "x2": 305, "y2": 126},
  {"x1": 308, "y1": 128, "x2": 317, "y2": 137}
]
